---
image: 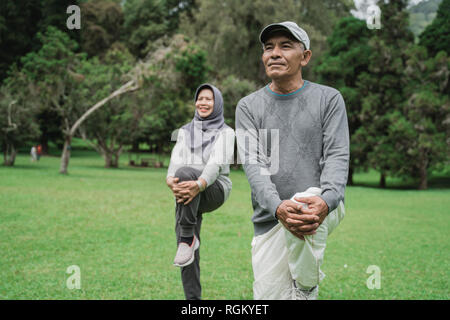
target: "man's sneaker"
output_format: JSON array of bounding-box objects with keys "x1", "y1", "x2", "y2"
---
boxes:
[
  {"x1": 292, "y1": 281, "x2": 319, "y2": 300},
  {"x1": 173, "y1": 236, "x2": 200, "y2": 267}
]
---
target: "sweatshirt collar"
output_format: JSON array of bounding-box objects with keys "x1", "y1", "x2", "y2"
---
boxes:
[{"x1": 265, "y1": 80, "x2": 309, "y2": 100}]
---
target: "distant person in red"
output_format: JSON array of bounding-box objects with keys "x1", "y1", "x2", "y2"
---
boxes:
[{"x1": 36, "y1": 144, "x2": 42, "y2": 161}]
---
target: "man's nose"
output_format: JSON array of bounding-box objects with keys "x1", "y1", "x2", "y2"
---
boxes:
[{"x1": 271, "y1": 45, "x2": 282, "y2": 58}]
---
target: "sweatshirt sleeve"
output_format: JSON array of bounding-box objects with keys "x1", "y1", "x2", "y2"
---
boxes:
[
  {"x1": 235, "y1": 100, "x2": 282, "y2": 219},
  {"x1": 199, "y1": 128, "x2": 235, "y2": 187},
  {"x1": 167, "y1": 129, "x2": 184, "y2": 179},
  {"x1": 318, "y1": 93, "x2": 350, "y2": 213}
]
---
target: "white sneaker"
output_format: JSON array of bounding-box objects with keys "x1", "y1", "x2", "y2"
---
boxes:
[
  {"x1": 173, "y1": 236, "x2": 200, "y2": 267},
  {"x1": 292, "y1": 281, "x2": 319, "y2": 300}
]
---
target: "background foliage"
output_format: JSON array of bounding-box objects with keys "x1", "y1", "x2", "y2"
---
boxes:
[{"x1": 0, "y1": 0, "x2": 448, "y2": 182}]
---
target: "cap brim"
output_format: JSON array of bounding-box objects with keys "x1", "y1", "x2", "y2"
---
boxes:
[{"x1": 259, "y1": 24, "x2": 292, "y2": 43}]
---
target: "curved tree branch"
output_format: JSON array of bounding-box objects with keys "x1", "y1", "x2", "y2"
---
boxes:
[{"x1": 69, "y1": 79, "x2": 136, "y2": 137}]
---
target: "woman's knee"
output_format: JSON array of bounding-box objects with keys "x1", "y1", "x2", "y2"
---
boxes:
[{"x1": 175, "y1": 166, "x2": 198, "y2": 182}]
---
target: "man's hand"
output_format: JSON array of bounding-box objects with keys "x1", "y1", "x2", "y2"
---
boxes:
[
  {"x1": 173, "y1": 181, "x2": 200, "y2": 205},
  {"x1": 276, "y1": 200, "x2": 320, "y2": 240},
  {"x1": 294, "y1": 196, "x2": 329, "y2": 225}
]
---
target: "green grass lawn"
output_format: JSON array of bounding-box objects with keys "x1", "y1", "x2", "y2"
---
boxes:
[{"x1": 0, "y1": 146, "x2": 449, "y2": 300}]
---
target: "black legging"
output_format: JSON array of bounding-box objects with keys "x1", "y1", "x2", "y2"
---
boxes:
[{"x1": 173, "y1": 166, "x2": 225, "y2": 300}]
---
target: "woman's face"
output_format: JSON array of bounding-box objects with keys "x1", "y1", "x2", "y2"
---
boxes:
[{"x1": 195, "y1": 88, "x2": 214, "y2": 118}]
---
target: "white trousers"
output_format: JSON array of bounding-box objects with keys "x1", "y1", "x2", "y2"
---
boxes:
[{"x1": 251, "y1": 201, "x2": 345, "y2": 300}]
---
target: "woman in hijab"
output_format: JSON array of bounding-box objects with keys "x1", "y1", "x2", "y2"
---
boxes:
[{"x1": 166, "y1": 83, "x2": 235, "y2": 300}]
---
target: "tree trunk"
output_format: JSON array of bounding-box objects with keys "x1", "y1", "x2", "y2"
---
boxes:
[
  {"x1": 418, "y1": 168, "x2": 428, "y2": 190},
  {"x1": 379, "y1": 172, "x2": 386, "y2": 188},
  {"x1": 104, "y1": 152, "x2": 113, "y2": 168},
  {"x1": 418, "y1": 152, "x2": 428, "y2": 190},
  {"x1": 3, "y1": 143, "x2": 17, "y2": 166},
  {"x1": 104, "y1": 153, "x2": 120, "y2": 168},
  {"x1": 59, "y1": 136, "x2": 72, "y2": 174},
  {"x1": 3, "y1": 101, "x2": 18, "y2": 166},
  {"x1": 103, "y1": 147, "x2": 122, "y2": 168},
  {"x1": 111, "y1": 153, "x2": 119, "y2": 168}
]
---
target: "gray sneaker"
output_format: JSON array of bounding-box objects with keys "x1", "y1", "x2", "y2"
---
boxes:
[
  {"x1": 173, "y1": 236, "x2": 200, "y2": 267},
  {"x1": 292, "y1": 281, "x2": 319, "y2": 300}
]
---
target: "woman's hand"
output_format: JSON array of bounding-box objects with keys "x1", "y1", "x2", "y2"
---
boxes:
[
  {"x1": 166, "y1": 176, "x2": 180, "y2": 191},
  {"x1": 167, "y1": 177, "x2": 184, "y2": 202},
  {"x1": 173, "y1": 181, "x2": 200, "y2": 205}
]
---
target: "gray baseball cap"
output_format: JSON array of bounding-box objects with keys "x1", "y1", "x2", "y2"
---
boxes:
[{"x1": 259, "y1": 21, "x2": 310, "y2": 50}]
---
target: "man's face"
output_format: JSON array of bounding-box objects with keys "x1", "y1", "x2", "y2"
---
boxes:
[{"x1": 262, "y1": 33, "x2": 311, "y2": 80}]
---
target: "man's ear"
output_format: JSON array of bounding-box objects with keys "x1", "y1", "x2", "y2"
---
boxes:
[{"x1": 301, "y1": 50, "x2": 312, "y2": 67}]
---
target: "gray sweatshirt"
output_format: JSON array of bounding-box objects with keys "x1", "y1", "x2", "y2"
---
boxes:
[{"x1": 235, "y1": 80, "x2": 350, "y2": 236}]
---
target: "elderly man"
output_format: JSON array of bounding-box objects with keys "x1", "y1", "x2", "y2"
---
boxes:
[{"x1": 235, "y1": 21, "x2": 349, "y2": 300}]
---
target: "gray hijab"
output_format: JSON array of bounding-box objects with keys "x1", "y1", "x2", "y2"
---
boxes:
[{"x1": 181, "y1": 83, "x2": 229, "y2": 162}]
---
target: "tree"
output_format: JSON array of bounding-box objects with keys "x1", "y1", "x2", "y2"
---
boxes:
[
  {"x1": 78, "y1": 48, "x2": 140, "y2": 168},
  {"x1": 20, "y1": 26, "x2": 85, "y2": 174},
  {"x1": 354, "y1": 0, "x2": 415, "y2": 188},
  {"x1": 57, "y1": 73, "x2": 141, "y2": 174},
  {"x1": 0, "y1": 0, "x2": 80, "y2": 83},
  {"x1": 389, "y1": 46, "x2": 450, "y2": 189},
  {"x1": 419, "y1": 0, "x2": 449, "y2": 56},
  {"x1": 316, "y1": 16, "x2": 371, "y2": 185},
  {"x1": 121, "y1": 0, "x2": 198, "y2": 58},
  {"x1": 80, "y1": 0, "x2": 124, "y2": 57},
  {"x1": 0, "y1": 70, "x2": 40, "y2": 166},
  {"x1": 122, "y1": 0, "x2": 172, "y2": 58},
  {"x1": 36, "y1": 108, "x2": 64, "y2": 154},
  {"x1": 0, "y1": 0, "x2": 82, "y2": 155},
  {"x1": 19, "y1": 26, "x2": 145, "y2": 174},
  {"x1": 165, "y1": 0, "x2": 197, "y2": 31},
  {"x1": 174, "y1": 43, "x2": 210, "y2": 96},
  {"x1": 0, "y1": 0, "x2": 41, "y2": 82}
]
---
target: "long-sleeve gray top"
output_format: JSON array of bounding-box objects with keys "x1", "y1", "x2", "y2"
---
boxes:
[
  {"x1": 235, "y1": 80, "x2": 350, "y2": 236},
  {"x1": 167, "y1": 127, "x2": 235, "y2": 202}
]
